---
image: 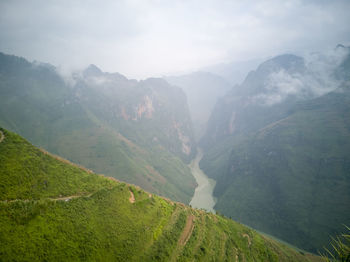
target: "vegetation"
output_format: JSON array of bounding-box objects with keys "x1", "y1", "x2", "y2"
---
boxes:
[
  {"x1": 201, "y1": 87, "x2": 350, "y2": 253},
  {"x1": 0, "y1": 52, "x2": 196, "y2": 204},
  {"x1": 0, "y1": 127, "x2": 113, "y2": 200},
  {"x1": 322, "y1": 226, "x2": 350, "y2": 262},
  {"x1": 0, "y1": 127, "x2": 322, "y2": 261},
  {"x1": 200, "y1": 52, "x2": 350, "y2": 253}
]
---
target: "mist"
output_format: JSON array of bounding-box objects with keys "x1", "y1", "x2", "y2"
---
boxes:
[
  {"x1": 252, "y1": 47, "x2": 350, "y2": 106},
  {"x1": 1, "y1": 0, "x2": 350, "y2": 79}
]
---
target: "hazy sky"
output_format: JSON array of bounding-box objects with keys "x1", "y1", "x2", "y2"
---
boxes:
[{"x1": 1, "y1": 0, "x2": 350, "y2": 79}]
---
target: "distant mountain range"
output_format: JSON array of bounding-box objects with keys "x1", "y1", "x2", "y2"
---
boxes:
[
  {"x1": 0, "y1": 52, "x2": 196, "y2": 203},
  {"x1": 199, "y1": 46, "x2": 350, "y2": 252}
]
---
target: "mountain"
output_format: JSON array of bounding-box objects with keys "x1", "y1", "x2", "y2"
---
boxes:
[
  {"x1": 199, "y1": 48, "x2": 350, "y2": 252},
  {"x1": 165, "y1": 71, "x2": 232, "y2": 140},
  {"x1": 0, "y1": 127, "x2": 322, "y2": 261},
  {"x1": 0, "y1": 52, "x2": 196, "y2": 204},
  {"x1": 201, "y1": 54, "x2": 311, "y2": 148}
]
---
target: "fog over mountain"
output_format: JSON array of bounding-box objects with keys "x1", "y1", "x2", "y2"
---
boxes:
[
  {"x1": 1, "y1": 0, "x2": 350, "y2": 78},
  {"x1": 251, "y1": 47, "x2": 349, "y2": 106},
  {"x1": 1, "y1": 0, "x2": 350, "y2": 260}
]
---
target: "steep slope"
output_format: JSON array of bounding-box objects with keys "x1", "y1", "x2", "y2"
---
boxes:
[
  {"x1": 201, "y1": 54, "x2": 308, "y2": 149},
  {"x1": 200, "y1": 54, "x2": 310, "y2": 181},
  {"x1": 0, "y1": 52, "x2": 196, "y2": 203},
  {"x1": 200, "y1": 48, "x2": 350, "y2": 252},
  {"x1": 0, "y1": 127, "x2": 321, "y2": 261},
  {"x1": 77, "y1": 67, "x2": 196, "y2": 162},
  {"x1": 165, "y1": 72, "x2": 231, "y2": 140},
  {"x1": 212, "y1": 87, "x2": 350, "y2": 252}
]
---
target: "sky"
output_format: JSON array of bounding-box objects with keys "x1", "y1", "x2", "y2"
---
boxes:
[{"x1": 1, "y1": 0, "x2": 350, "y2": 79}]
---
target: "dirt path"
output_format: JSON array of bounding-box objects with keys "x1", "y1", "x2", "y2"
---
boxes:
[
  {"x1": 178, "y1": 214, "x2": 195, "y2": 246},
  {"x1": 242, "y1": 233, "x2": 252, "y2": 247},
  {"x1": 0, "y1": 130, "x2": 4, "y2": 143},
  {"x1": 51, "y1": 194, "x2": 91, "y2": 201},
  {"x1": 170, "y1": 213, "x2": 195, "y2": 261},
  {"x1": 129, "y1": 190, "x2": 135, "y2": 203},
  {"x1": 0, "y1": 194, "x2": 92, "y2": 203}
]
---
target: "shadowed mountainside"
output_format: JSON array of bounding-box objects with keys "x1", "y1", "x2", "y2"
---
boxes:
[
  {"x1": 0, "y1": 52, "x2": 196, "y2": 203},
  {"x1": 199, "y1": 48, "x2": 350, "y2": 252}
]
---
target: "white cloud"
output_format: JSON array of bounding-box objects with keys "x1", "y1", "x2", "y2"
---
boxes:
[
  {"x1": 0, "y1": 0, "x2": 350, "y2": 79},
  {"x1": 253, "y1": 47, "x2": 349, "y2": 106}
]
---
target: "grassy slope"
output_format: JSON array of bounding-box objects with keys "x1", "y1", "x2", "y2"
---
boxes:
[
  {"x1": 0, "y1": 128, "x2": 113, "y2": 200},
  {"x1": 0, "y1": 127, "x2": 321, "y2": 261},
  {"x1": 210, "y1": 90, "x2": 350, "y2": 253}
]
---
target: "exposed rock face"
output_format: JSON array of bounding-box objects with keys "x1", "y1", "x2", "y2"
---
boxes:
[
  {"x1": 173, "y1": 121, "x2": 191, "y2": 155},
  {"x1": 136, "y1": 95, "x2": 154, "y2": 120},
  {"x1": 73, "y1": 67, "x2": 197, "y2": 162}
]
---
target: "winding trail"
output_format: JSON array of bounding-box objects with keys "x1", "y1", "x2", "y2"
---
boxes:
[
  {"x1": 129, "y1": 190, "x2": 135, "y2": 203},
  {"x1": 170, "y1": 212, "x2": 195, "y2": 261},
  {"x1": 0, "y1": 194, "x2": 92, "y2": 204},
  {"x1": 178, "y1": 214, "x2": 195, "y2": 246}
]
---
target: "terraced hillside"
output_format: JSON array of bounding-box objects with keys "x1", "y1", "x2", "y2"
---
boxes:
[{"x1": 0, "y1": 127, "x2": 322, "y2": 261}]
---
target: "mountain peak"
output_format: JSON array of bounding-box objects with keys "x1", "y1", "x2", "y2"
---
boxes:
[
  {"x1": 336, "y1": 43, "x2": 346, "y2": 50},
  {"x1": 83, "y1": 64, "x2": 103, "y2": 77},
  {"x1": 258, "y1": 54, "x2": 304, "y2": 73}
]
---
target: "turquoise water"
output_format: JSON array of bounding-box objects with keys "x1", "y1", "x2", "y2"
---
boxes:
[{"x1": 189, "y1": 149, "x2": 217, "y2": 213}]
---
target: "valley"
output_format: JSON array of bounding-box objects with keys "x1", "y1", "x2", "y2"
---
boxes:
[
  {"x1": 0, "y1": 47, "x2": 349, "y2": 258},
  {"x1": 189, "y1": 148, "x2": 216, "y2": 213},
  {"x1": 1, "y1": 1, "x2": 350, "y2": 260}
]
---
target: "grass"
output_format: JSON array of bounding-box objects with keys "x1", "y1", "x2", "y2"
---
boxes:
[
  {"x1": 321, "y1": 226, "x2": 350, "y2": 262},
  {"x1": 0, "y1": 127, "x2": 323, "y2": 261}
]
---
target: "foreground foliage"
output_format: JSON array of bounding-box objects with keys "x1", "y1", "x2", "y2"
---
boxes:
[{"x1": 322, "y1": 226, "x2": 350, "y2": 262}]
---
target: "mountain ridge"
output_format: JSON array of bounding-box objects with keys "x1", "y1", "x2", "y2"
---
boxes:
[
  {"x1": 199, "y1": 48, "x2": 350, "y2": 252},
  {"x1": 0, "y1": 51, "x2": 196, "y2": 204}
]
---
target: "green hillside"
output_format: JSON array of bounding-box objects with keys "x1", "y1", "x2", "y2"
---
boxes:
[
  {"x1": 0, "y1": 52, "x2": 196, "y2": 204},
  {"x1": 0, "y1": 127, "x2": 321, "y2": 261}
]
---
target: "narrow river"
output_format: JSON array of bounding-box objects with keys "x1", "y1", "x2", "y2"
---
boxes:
[{"x1": 189, "y1": 148, "x2": 217, "y2": 213}]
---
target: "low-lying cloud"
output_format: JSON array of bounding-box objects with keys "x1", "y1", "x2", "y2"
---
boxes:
[{"x1": 253, "y1": 47, "x2": 349, "y2": 106}]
